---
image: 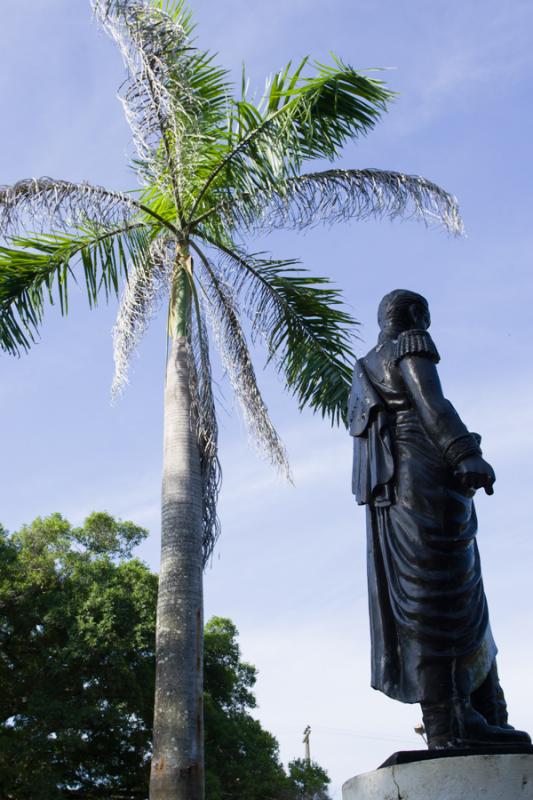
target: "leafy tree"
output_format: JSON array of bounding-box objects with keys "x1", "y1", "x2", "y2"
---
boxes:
[
  {"x1": 0, "y1": 2, "x2": 462, "y2": 796},
  {"x1": 0, "y1": 514, "x2": 331, "y2": 800},
  {"x1": 0, "y1": 513, "x2": 156, "y2": 799},
  {"x1": 204, "y1": 617, "x2": 290, "y2": 800},
  {"x1": 287, "y1": 759, "x2": 331, "y2": 800}
]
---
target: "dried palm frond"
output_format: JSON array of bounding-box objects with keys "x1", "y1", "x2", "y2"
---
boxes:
[
  {"x1": 0, "y1": 178, "x2": 141, "y2": 237},
  {"x1": 93, "y1": 1, "x2": 187, "y2": 174},
  {"x1": 205, "y1": 168, "x2": 463, "y2": 238},
  {"x1": 187, "y1": 302, "x2": 221, "y2": 563},
  {"x1": 192, "y1": 242, "x2": 291, "y2": 479},
  {"x1": 93, "y1": 0, "x2": 230, "y2": 207},
  {"x1": 112, "y1": 236, "x2": 174, "y2": 400},
  {"x1": 271, "y1": 169, "x2": 464, "y2": 234}
]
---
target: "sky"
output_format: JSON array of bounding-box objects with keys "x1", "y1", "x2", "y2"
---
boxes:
[{"x1": 1, "y1": 1, "x2": 533, "y2": 796}]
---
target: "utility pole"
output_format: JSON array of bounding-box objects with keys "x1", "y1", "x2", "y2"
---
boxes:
[{"x1": 303, "y1": 725, "x2": 311, "y2": 764}]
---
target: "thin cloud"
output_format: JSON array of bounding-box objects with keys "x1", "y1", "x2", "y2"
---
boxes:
[{"x1": 392, "y1": 0, "x2": 533, "y2": 134}]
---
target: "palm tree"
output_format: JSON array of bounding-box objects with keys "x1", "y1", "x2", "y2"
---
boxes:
[{"x1": 0, "y1": 1, "x2": 463, "y2": 797}]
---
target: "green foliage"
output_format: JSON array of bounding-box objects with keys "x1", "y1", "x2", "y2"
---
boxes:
[
  {"x1": 214, "y1": 249, "x2": 355, "y2": 426},
  {"x1": 0, "y1": 221, "x2": 155, "y2": 356},
  {"x1": 188, "y1": 56, "x2": 392, "y2": 219},
  {"x1": 0, "y1": 514, "x2": 155, "y2": 799},
  {"x1": 287, "y1": 758, "x2": 331, "y2": 800},
  {"x1": 0, "y1": 515, "x2": 331, "y2": 800},
  {"x1": 204, "y1": 617, "x2": 256, "y2": 712},
  {"x1": 204, "y1": 617, "x2": 290, "y2": 800}
]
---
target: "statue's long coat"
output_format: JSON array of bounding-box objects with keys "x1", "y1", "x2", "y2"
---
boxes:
[{"x1": 350, "y1": 331, "x2": 496, "y2": 703}]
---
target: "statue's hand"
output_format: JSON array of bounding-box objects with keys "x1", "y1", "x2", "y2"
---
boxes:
[{"x1": 454, "y1": 455, "x2": 496, "y2": 495}]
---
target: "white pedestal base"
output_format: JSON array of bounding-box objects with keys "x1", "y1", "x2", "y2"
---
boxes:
[{"x1": 342, "y1": 753, "x2": 533, "y2": 799}]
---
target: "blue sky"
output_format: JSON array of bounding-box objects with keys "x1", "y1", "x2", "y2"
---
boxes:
[{"x1": 1, "y1": 1, "x2": 533, "y2": 795}]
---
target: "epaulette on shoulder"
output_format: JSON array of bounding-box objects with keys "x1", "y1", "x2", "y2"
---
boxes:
[{"x1": 394, "y1": 329, "x2": 440, "y2": 364}]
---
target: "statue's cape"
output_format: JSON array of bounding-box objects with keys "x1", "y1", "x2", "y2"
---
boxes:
[{"x1": 348, "y1": 359, "x2": 394, "y2": 506}]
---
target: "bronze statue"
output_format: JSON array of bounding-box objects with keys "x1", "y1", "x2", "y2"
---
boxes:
[{"x1": 349, "y1": 289, "x2": 530, "y2": 750}]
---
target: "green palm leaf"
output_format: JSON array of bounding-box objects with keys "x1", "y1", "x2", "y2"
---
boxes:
[
  {"x1": 199, "y1": 238, "x2": 356, "y2": 426},
  {"x1": 0, "y1": 223, "x2": 154, "y2": 356},
  {"x1": 189, "y1": 58, "x2": 393, "y2": 221}
]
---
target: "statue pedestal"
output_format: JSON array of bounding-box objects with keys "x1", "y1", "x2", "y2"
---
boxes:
[{"x1": 342, "y1": 752, "x2": 533, "y2": 799}]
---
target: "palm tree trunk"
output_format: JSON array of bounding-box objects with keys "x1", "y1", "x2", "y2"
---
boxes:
[{"x1": 150, "y1": 269, "x2": 204, "y2": 798}]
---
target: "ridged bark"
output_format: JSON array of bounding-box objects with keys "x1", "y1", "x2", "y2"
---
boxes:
[{"x1": 150, "y1": 336, "x2": 204, "y2": 800}]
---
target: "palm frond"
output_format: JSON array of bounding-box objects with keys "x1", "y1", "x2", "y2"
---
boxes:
[
  {"x1": 93, "y1": 0, "x2": 231, "y2": 208},
  {"x1": 210, "y1": 168, "x2": 464, "y2": 237},
  {"x1": 0, "y1": 222, "x2": 153, "y2": 356},
  {"x1": 112, "y1": 235, "x2": 174, "y2": 399},
  {"x1": 189, "y1": 58, "x2": 392, "y2": 221},
  {"x1": 0, "y1": 178, "x2": 147, "y2": 238},
  {"x1": 263, "y1": 56, "x2": 392, "y2": 161},
  {"x1": 203, "y1": 239, "x2": 357, "y2": 426},
  {"x1": 187, "y1": 298, "x2": 221, "y2": 563},
  {"x1": 191, "y1": 242, "x2": 291, "y2": 478}
]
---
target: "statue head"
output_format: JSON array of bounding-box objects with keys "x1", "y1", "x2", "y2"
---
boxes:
[{"x1": 378, "y1": 289, "x2": 430, "y2": 338}]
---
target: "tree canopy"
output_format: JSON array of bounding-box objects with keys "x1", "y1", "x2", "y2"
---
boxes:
[
  {"x1": 0, "y1": 513, "x2": 330, "y2": 800},
  {"x1": 0, "y1": 513, "x2": 156, "y2": 798}
]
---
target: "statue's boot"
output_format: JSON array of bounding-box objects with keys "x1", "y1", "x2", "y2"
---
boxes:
[
  {"x1": 421, "y1": 699, "x2": 531, "y2": 749},
  {"x1": 470, "y1": 661, "x2": 528, "y2": 735}
]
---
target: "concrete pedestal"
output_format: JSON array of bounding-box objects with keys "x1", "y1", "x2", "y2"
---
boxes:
[{"x1": 342, "y1": 753, "x2": 533, "y2": 799}]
